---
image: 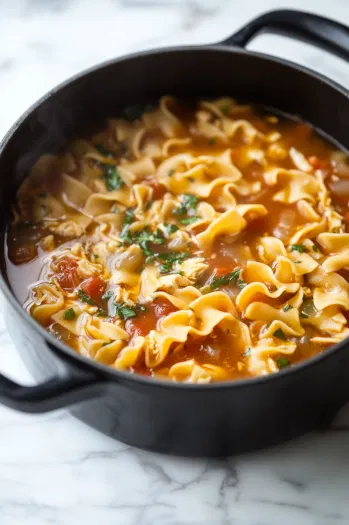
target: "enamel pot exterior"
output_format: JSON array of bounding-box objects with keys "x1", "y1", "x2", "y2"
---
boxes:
[{"x1": 1, "y1": 10, "x2": 349, "y2": 456}]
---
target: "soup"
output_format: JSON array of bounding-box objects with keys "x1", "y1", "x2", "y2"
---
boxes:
[{"x1": 6, "y1": 96, "x2": 349, "y2": 383}]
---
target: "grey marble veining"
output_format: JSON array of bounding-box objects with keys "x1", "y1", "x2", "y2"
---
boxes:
[{"x1": 1, "y1": 1, "x2": 349, "y2": 524}]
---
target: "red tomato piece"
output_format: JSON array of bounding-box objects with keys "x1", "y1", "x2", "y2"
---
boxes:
[
  {"x1": 125, "y1": 299, "x2": 178, "y2": 338},
  {"x1": 308, "y1": 156, "x2": 327, "y2": 170},
  {"x1": 146, "y1": 178, "x2": 166, "y2": 200},
  {"x1": 80, "y1": 276, "x2": 106, "y2": 303},
  {"x1": 55, "y1": 256, "x2": 81, "y2": 292}
]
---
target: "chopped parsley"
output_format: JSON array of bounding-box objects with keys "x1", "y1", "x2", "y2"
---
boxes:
[
  {"x1": 210, "y1": 268, "x2": 242, "y2": 290},
  {"x1": 300, "y1": 312, "x2": 309, "y2": 319},
  {"x1": 120, "y1": 226, "x2": 165, "y2": 256},
  {"x1": 63, "y1": 308, "x2": 75, "y2": 320},
  {"x1": 243, "y1": 347, "x2": 251, "y2": 357},
  {"x1": 102, "y1": 165, "x2": 125, "y2": 191},
  {"x1": 208, "y1": 137, "x2": 216, "y2": 145},
  {"x1": 114, "y1": 303, "x2": 137, "y2": 320},
  {"x1": 283, "y1": 304, "x2": 292, "y2": 312},
  {"x1": 164, "y1": 223, "x2": 179, "y2": 235},
  {"x1": 276, "y1": 356, "x2": 290, "y2": 369},
  {"x1": 95, "y1": 144, "x2": 115, "y2": 158},
  {"x1": 97, "y1": 307, "x2": 107, "y2": 317},
  {"x1": 168, "y1": 169, "x2": 175, "y2": 177},
  {"x1": 179, "y1": 216, "x2": 200, "y2": 225},
  {"x1": 236, "y1": 278, "x2": 247, "y2": 289},
  {"x1": 312, "y1": 244, "x2": 319, "y2": 252},
  {"x1": 123, "y1": 208, "x2": 134, "y2": 226},
  {"x1": 102, "y1": 290, "x2": 113, "y2": 300},
  {"x1": 273, "y1": 328, "x2": 286, "y2": 340},
  {"x1": 173, "y1": 194, "x2": 199, "y2": 216},
  {"x1": 157, "y1": 252, "x2": 190, "y2": 274},
  {"x1": 290, "y1": 244, "x2": 305, "y2": 253},
  {"x1": 77, "y1": 289, "x2": 94, "y2": 306}
]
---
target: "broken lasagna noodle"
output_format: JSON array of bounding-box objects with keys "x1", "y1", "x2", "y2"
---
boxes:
[{"x1": 7, "y1": 96, "x2": 349, "y2": 382}]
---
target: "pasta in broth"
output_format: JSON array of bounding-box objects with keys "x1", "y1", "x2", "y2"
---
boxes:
[{"x1": 6, "y1": 96, "x2": 349, "y2": 383}]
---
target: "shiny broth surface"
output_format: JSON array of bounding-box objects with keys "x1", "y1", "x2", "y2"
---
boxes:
[{"x1": 6, "y1": 97, "x2": 349, "y2": 382}]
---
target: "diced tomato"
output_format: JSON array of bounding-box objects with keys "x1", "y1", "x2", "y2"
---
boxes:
[
  {"x1": 125, "y1": 299, "x2": 178, "y2": 338},
  {"x1": 80, "y1": 276, "x2": 106, "y2": 303},
  {"x1": 146, "y1": 178, "x2": 166, "y2": 200},
  {"x1": 9, "y1": 243, "x2": 38, "y2": 265},
  {"x1": 55, "y1": 256, "x2": 81, "y2": 292},
  {"x1": 308, "y1": 156, "x2": 327, "y2": 170},
  {"x1": 213, "y1": 266, "x2": 232, "y2": 277}
]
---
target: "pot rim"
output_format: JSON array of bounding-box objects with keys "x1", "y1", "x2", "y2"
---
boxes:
[{"x1": 1, "y1": 43, "x2": 348, "y2": 391}]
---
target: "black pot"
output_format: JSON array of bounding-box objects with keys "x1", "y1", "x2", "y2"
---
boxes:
[{"x1": 1, "y1": 10, "x2": 349, "y2": 457}]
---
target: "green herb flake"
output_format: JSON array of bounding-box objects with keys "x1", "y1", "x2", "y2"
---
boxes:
[
  {"x1": 63, "y1": 308, "x2": 75, "y2": 321},
  {"x1": 168, "y1": 169, "x2": 175, "y2": 177},
  {"x1": 158, "y1": 252, "x2": 191, "y2": 274},
  {"x1": 102, "y1": 165, "x2": 125, "y2": 191},
  {"x1": 179, "y1": 216, "x2": 200, "y2": 225},
  {"x1": 294, "y1": 261, "x2": 302, "y2": 264},
  {"x1": 236, "y1": 278, "x2": 247, "y2": 289},
  {"x1": 77, "y1": 289, "x2": 94, "y2": 306},
  {"x1": 173, "y1": 193, "x2": 199, "y2": 216},
  {"x1": 97, "y1": 307, "x2": 107, "y2": 317},
  {"x1": 243, "y1": 347, "x2": 252, "y2": 357},
  {"x1": 114, "y1": 303, "x2": 137, "y2": 320},
  {"x1": 123, "y1": 208, "x2": 134, "y2": 225},
  {"x1": 120, "y1": 226, "x2": 165, "y2": 256},
  {"x1": 283, "y1": 304, "x2": 292, "y2": 312},
  {"x1": 300, "y1": 312, "x2": 309, "y2": 319},
  {"x1": 210, "y1": 268, "x2": 241, "y2": 290},
  {"x1": 164, "y1": 223, "x2": 179, "y2": 235},
  {"x1": 188, "y1": 177, "x2": 195, "y2": 183},
  {"x1": 291, "y1": 244, "x2": 305, "y2": 253},
  {"x1": 276, "y1": 356, "x2": 290, "y2": 369},
  {"x1": 102, "y1": 290, "x2": 113, "y2": 300},
  {"x1": 273, "y1": 328, "x2": 286, "y2": 341},
  {"x1": 208, "y1": 137, "x2": 216, "y2": 145},
  {"x1": 312, "y1": 244, "x2": 319, "y2": 252},
  {"x1": 138, "y1": 305, "x2": 147, "y2": 312}
]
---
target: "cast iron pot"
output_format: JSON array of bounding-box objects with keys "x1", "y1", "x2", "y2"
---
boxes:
[{"x1": 0, "y1": 10, "x2": 349, "y2": 457}]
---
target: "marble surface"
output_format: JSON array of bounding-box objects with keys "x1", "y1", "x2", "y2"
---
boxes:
[{"x1": 1, "y1": 0, "x2": 349, "y2": 524}]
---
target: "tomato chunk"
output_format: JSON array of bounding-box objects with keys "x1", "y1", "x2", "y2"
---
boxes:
[
  {"x1": 80, "y1": 276, "x2": 106, "y2": 303},
  {"x1": 125, "y1": 299, "x2": 178, "y2": 338},
  {"x1": 308, "y1": 156, "x2": 327, "y2": 170},
  {"x1": 55, "y1": 256, "x2": 81, "y2": 292},
  {"x1": 146, "y1": 178, "x2": 166, "y2": 200}
]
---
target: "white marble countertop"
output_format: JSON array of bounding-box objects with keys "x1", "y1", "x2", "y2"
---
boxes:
[{"x1": 1, "y1": 1, "x2": 349, "y2": 524}]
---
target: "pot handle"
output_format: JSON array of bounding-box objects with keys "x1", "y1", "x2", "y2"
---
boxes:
[
  {"x1": 0, "y1": 349, "x2": 107, "y2": 413},
  {"x1": 219, "y1": 9, "x2": 349, "y2": 62}
]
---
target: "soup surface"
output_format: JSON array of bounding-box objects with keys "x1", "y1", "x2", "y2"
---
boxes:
[{"x1": 6, "y1": 96, "x2": 349, "y2": 383}]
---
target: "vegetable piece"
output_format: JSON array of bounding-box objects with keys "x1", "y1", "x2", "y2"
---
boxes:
[
  {"x1": 276, "y1": 356, "x2": 290, "y2": 369},
  {"x1": 173, "y1": 194, "x2": 199, "y2": 216},
  {"x1": 208, "y1": 137, "x2": 216, "y2": 145},
  {"x1": 56, "y1": 256, "x2": 81, "y2": 292},
  {"x1": 164, "y1": 223, "x2": 179, "y2": 235},
  {"x1": 179, "y1": 216, "x2": 200, "y2": 225},
  {"x1": 290, "y1": 244, "x2": 305, "y2": 253},
  {"x1": 157, "y1": 252, "x2": 190, "y2": 274},
  {"x1": 243, "y1": 347, "x2": 251, "y2": 357},
  {"x1": 273, "y1": 328, "x2": 286, "y2": 340},
  {"x1": 63, "y1": 308, "x2": 76, "y2": 320},
  {"x1": 114, "y1": 303, "x2": 137, "y2": 320},
  {"x1": 102, "y1": 165, "x2": 124, "y2": 191},
  {"x1": 210, "y1": 268, "x2": 241, "y2": 289},
  {"x1": 121, "y1": 226, "x2": 165, "y2": 256},
  {"x1": 102, "y1": 290, "x2": 113, "y2": 300},
  {"x1": 80, "y1": 276, "x2": 106, "y2": 303},
  {"x1": 125, "y1": 299, "x2": 177, "y2": 337},
  {"x1": 123, "y1": 209, "x2": 134, "y2": 225},
  {"x1": 283, "y1": 304, "x2": 292, "y2": 312},
  {"x1": 78, "y1": 289, "x2": 95, "y2": 306},
  {"x1": 300, "y1": 298, "x2": 317, "y2": 319}
]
